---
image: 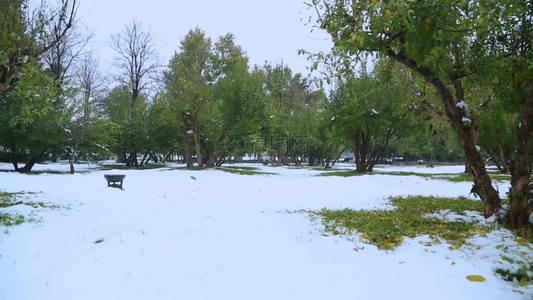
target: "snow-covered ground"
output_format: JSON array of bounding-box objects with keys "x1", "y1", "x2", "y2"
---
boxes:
[{"x1": 0, "y1": 162, "x2": 531, "y2": 299}]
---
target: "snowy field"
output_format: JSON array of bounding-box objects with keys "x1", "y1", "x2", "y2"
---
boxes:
[{"x1": 0, "y1": 162, "x2": 532, "y2": 299}]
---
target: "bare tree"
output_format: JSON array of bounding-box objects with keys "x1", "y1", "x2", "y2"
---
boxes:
[
  {"x1": 109, "y1": 19, "x2": 159, "y2": 167},
  {"x1": 110, "y1": 18, "x2": 158, "y2": 105},
  {"x1": 66, "y1": 54, "x2": 108, "y2": 174},
  {"x1": 1, "y1": 0, "x2": 79, "y2": 94},
  {"x1": 42, "y1": 22, "x2": 93, "y2": 96}
]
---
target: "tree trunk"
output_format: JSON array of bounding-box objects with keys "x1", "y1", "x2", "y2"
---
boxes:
[
  {"x1": 507, "y1": 81, "x2": 533, "y2": 228},
  {"x1": 180, "y1": 127, "x2": 193, "y2": 167},
  {"x1": 216, "y1": 157, "x2": 226, "y2": 167},
  {"x1": 354, "y1": 129, "x2": 371, "y2": 173},
  {"x1": 485, "y1": 142, "x2": 510, "y2": 174},
  {"x1": 205, "y1": 132, "x2": 228, "y2": 168},
  {"x1": 18, "y1": 157, "x2": 39, "y2": 173},
  {"x1": 331, "y1": 146, "x2": 347, "y2": 167},
  {"x1": 69, "y1": 139, "x2": 80, "y2": 174},
  {"x1": 192, "y1": 126, "x2": 203, "y2": 169},
  {"x1": 139, "y1": 153, "x2": 149, "y2": 167},
  {"x1": 388, "y1": 51, "x2": 501, "y2": 217},
  {"x1": 450, "y1": 82, "x2": 501, "y2": 218},
  {"x1": 9, "y1": 141, "x2": 19, "y2": 171}
]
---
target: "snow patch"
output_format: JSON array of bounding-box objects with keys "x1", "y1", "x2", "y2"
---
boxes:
[{"x1": 456, "y1": 101, "x2": 468, "y2": 110}]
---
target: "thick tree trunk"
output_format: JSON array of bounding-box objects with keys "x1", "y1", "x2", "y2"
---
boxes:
[
  {"x1": 508, "y1": 81, "x2": 533, "y2": 228},
  {"x1": 9, "y1": 141, "x2": 19, "y2": 171},
  {"x1": 205, "y1": 132, "x2": 228, "y2": 168},
  {"x1": 450, "y1": 81, "x2": 501, "y2": 217},
  {"x1": 388, "y1": 51, "x2": 501, "y2": 217},
  {"x1": 18, "y1": 157, "x2": 39, "y2": 173}
]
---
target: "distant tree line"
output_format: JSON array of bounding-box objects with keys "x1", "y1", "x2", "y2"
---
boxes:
[{"x1": 1, "y1": 0, "x2": 468, "y2": 176}]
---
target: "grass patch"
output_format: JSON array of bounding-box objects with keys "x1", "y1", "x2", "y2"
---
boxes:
[
  {"x1": 222, "y1": 166, "x2": 260, "y2": 171},
  {"x1": 318, "y1": 169, "x2": 511, "y2": 183},
  {"x1": 217, "y1": 167, "x2": 276, "y2": 175},
  {"x1": 1, "y1": 191, "x2": 59, "y2": 210},
  {"x1": 0, "y1": 213, "x2": 25, "y2": 226},
  {"x1": 315, "y1": 195, "x2": 484, "y2": 250},
  {"x1": 169, "y1": 166, "x2": 203, "y2": 171},
  {"x1": 1, "y1": 191, "x2": 61, "y2": 232},
  {"x1": 0, "y1": 192, "x2": 23, "y2": 206},
  {"x1": 318, "y1": 170, "x2": 366, "y2": 177},
  {"x1": 0, "y1": 213, "x2": 25, "y2": 227},
  {"x1": 435, "y1": 172, "x2": 510, "y2": 183},
  {"x1": 98, "y1": 163, "x2": 167, "y2": 170}
]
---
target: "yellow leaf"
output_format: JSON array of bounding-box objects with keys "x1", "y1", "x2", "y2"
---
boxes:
[
  {"x1": 385, "y1": 9, "x2": 392, "y2": 17},
  {"x1": 495, "y1": 244, "x2": 504, "y2": 249},
  {"x1": 467, "y1": 275, "x2": 486, "y2": 282},
  {"x1": 358, "y1": 235, "x2": 365, "y2": 243},
  {"x1": 513, "y1": 289, "x2": 524, "y2": 294},
  {"x1": 451, "y1": 262, "x2": 456, "y2": 266},
  {"x1": 516, "y1": 239, "x2": 528, "y2": 247},
  {"x1": 519, "y1": 277, "x2": 529, "y2": 286}
]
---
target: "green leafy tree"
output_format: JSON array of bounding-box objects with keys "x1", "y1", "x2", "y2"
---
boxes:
[
  {"x1": 261, "y1": 64, "x2": 317, "y2": 165},
  {"x1": 329, "y1": 60, "x2": 414, "y2": 172},
  {"x1": 0, "y1": 0, "x2": 78, "y2": 172},
  {"x1": 144, "y1": 92, "x2": 182, "y2": 163},
  {"x1": 104, "y1": 85, "x2": 150, "y2": 166},
  {"x1": 203, "y1": 34, "x2": 266, "y2": 168},
  {"x1": 309, "y1": 0, "x2": 533, "y2": 225},
  {"x1": 165, "y1": 28, "x2": 214, "y2": 169}
]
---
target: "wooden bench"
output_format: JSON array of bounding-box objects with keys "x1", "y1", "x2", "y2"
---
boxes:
[{"x1": 104, "y1": 174, "x2": 126, "y2": 189}]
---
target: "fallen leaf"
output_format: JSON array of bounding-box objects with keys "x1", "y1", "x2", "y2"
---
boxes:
[
  {"x1": 519, "y1": 277, "x2": 529, "y2": 286},
  {"x1": 467, "y1": 275, "x2": 486, "y2": 282}
]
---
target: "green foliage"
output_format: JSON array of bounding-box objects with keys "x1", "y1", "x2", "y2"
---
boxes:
[
  {"x1": 328, "y1": 59, "x2": 418, "y2": 172},
  {"x1": 316, "y1": 196, "x2": 484, "y2": 250},
  {"x1": 317, "y1": 169, "x2": 511, "y2": 183},
  {"x1": 496, "y1": 268, "x2": 532, "y2": 286},
  {"x1": 0, "y1": 62, "x2": 68, "y2": 167},
  {"x1": 103, "y1": 85, "x2": 150, "y2": 166},
  {"x1": 0, "y1": 191, "x2": 22, "y2": 207},
  {"x1": 0, "y1": 213, "x2": 25, "y2": 227}
]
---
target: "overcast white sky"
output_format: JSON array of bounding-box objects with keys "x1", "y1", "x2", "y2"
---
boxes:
[{"x1": 77, "y1": 0, "x2": 332, "y2": 77}]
